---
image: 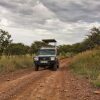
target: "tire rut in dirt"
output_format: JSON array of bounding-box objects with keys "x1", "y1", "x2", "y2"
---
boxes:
[
  {"x1": 11, "y1": 71, "x2": 57, "y2": 100},
  {"x1": 12, "y1": 63, "x2": 67, "y2": 100},
  {"x1": 0, "y1": 68, "x2": 33, "y2": 84},
  {"x1": 0, "y1": 70, "x2": 52, "y2": 100},
  {"x1": 9, "y1": 61, "x2": 67, "y2": 100}
]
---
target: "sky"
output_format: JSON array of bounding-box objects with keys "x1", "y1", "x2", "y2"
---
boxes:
[{"x1": 0, "y1": 0, "x2": 100, "y2": 45}]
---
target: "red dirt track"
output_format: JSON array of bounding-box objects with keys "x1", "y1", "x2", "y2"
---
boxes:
[{"x1": 0, "y1": 59, "x2": 100, "y2": 100}]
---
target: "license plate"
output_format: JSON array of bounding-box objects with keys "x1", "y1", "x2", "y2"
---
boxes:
[{"x1": 41, "y1": 61, "x2": 48, "y2": 63}]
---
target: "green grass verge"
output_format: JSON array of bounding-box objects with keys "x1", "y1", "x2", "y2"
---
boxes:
[
  {"x1": 70, "y1": 47, "x2": 100, "y2": 87},
  {"x1": 0, "y1": 55, "x2": 33, "y2": 74}
]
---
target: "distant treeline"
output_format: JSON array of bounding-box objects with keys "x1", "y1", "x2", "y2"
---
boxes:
[
  {"x1": 58, "y1": 27, "x2": 100, "y2": 55},
  {"x1": 0, "y1": 27, "x2": 100, "y2": 56}
]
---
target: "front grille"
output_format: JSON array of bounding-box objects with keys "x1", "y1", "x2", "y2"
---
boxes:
[{"x1": 39, "y1": 57, "x2": 50, "y2": 61}]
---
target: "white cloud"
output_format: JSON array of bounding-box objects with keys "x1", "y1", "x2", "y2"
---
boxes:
[
  {"x1": 0, "y1": 18, "x2": 9, "y2": 26},
  {"x1": 0, "y1": 0, "x2": 100, "y2": 45}
]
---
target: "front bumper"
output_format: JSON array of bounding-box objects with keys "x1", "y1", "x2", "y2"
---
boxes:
[{"x1": 34, "y1": 60, "x2": 56, "y2": 66}]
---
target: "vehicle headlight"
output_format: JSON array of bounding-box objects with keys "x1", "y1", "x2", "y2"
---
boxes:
[
  {"x1": 51, "y1": 57, "x2": 55, "y2": 61},
  {"x1": 34, "y1": 57, "x2": 39, "y2": 61}
]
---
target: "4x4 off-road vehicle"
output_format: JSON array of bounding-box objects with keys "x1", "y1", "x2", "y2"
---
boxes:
[{"x1": 34, "y1": 39, "x2": 59, "y2": 71}]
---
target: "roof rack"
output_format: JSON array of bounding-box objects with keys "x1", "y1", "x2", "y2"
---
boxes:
[
  {"x1": 42, "y1": 39, "x2": 57, "y2": 48},
  {"x1": 42, "y1": 39, "x2": 57, "y2": 43}
]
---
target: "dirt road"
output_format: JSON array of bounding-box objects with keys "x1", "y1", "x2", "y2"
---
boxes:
[{"x1": 0, "y1": 59, "x2": 100, "y2": 100}]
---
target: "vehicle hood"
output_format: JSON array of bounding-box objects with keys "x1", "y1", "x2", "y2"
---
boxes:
[{"x1": 36, "y1": 55, "x2": 56, "y2": 57}]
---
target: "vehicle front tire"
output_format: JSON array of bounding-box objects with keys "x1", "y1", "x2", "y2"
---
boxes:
[
  {"x1": 57, "y1": 64, "x2": 59, "y2": 68},
  {"x1": 34, "y1": 65, "x2": 39, "y2": 71},
  {"x1": 53, "y1": 64, "x2": 57, "y2": 71}
]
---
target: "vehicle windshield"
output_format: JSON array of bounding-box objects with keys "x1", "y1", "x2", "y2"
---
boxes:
[{"x1": 38, "y1": 49, "x2": 55, "y2": 55}]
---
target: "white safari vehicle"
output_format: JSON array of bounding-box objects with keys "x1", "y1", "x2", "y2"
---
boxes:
[{"x1": 34, "y1": 39, "x2": 59, "y2": 71}]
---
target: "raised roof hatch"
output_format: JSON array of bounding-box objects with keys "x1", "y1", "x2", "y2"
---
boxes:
[{"x1": 42, "y1": 39, "x2": 57, "y2": 43}]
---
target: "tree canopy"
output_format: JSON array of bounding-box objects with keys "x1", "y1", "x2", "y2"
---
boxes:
[{"x1": 0, "y1": 29, "x2": 12, "y2": 55}]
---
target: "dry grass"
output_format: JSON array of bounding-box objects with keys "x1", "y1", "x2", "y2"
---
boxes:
[
  {"x1": 0, "y1": 55, "x2": 33, "y2": 74},
  {"x1": 70, "y1": 47, "x2": 100, "y2": 87}
]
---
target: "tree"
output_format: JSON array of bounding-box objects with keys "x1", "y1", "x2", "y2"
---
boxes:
[
  {"x1": 58, "y1": 45, "x2": 72, "y2": 54},
  {"x1": 30, "y1": 41, "x2": 47, "y2": 54},
  {"x1": 87, "y1": 27, "x2": 100, "y2": 45},
  {"x1": 71, "y1": 43, "x2": 82, "y2": 53},
  {"x1": 0, "y1": 29, "x2": 12, "y2": 56},
  {"x1": 5, "y1": 43, "x2": 30, "y2": 56},
  {"x1": 79, "y1": 27, "x2": 100, "y2": 51}
]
